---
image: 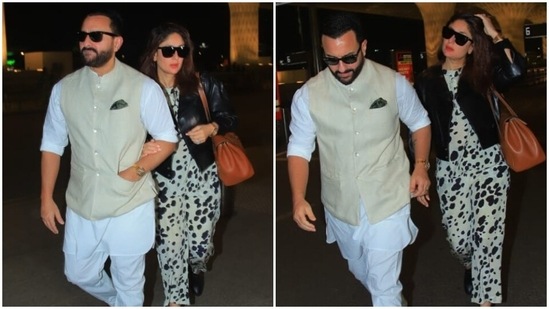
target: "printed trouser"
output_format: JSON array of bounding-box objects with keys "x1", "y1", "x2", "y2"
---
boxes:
[
  {"x1": 155, "y1": 164, "x2": 221, "y2": 306},
  {"x1": 437, "y1": 161, "x2": 510, "y2": 304}
]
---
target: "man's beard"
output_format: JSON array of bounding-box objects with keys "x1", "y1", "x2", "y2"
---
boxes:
[
  {"x1": 80, "y1": 48, "x2": 114, "y2": 68},
  {"x1": 330, "y1": 57, "x2": 365, "y2": 85}
]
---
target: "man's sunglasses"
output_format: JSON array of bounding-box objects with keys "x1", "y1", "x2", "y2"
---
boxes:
[
  {"x1": 77, "y1": 31, "x2": 118, "y2": 43},
  {"x1": 323, "y1": 45, "x2": 362, "y2": 66},
  {"x1": 442, "y1": 26, "x2": 473, "y2": 46},
  {"x1": 158, "y1": 46, "x2": 190, "y2": 58}
]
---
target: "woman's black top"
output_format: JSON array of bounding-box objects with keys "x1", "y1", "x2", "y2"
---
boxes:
[{"x1": 414, "y1": 39, "x2": 526, "y2": 160}]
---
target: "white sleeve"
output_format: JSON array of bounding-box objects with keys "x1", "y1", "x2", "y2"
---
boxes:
[
  {"x1": 40, "y1": 82, "x2": 68, "y2": 156},
  {"x1": 286, "y1": 85, "x2": 316, "y2": 161},
  {"x1": 140, "y1": 79, "x2": 179, "y2": 143},
  {"x1": 396, "y1": 73, "x2": 430, "y2": 132}
]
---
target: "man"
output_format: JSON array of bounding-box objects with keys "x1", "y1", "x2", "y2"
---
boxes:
[
  {"x1": 287, "y1": 12, "x2": 431, "y2": 306},
  {"x1": 40, "y1": 10, "x2": 178, "y2": 306}
]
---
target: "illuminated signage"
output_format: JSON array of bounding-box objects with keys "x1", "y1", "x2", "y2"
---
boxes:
[{"x1": 524, "y1": 24, "x2": 546, "y2": 39}]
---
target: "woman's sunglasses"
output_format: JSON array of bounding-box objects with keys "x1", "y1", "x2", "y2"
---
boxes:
[
  {"x1": 158, "y1": 46, "x2": 190, "y2": 58},
  {"x1": 442, "y1": 26, "x2": 473, "y2": 46},
  {"x1": 77, "y1": 31, "x2": 118, "y2": 43},
  {"x1": 323, "y1": 45, "x2": 362, "y2": 66}
]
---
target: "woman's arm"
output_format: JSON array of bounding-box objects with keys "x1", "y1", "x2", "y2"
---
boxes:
[
  {"x1": 492, "y1": 38, "x2": 527, "y2": 91},
  {"x1": 202, "y1": 73, "x2": 238, "y2": 134}
]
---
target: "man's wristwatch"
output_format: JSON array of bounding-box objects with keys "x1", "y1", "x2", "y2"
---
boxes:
[
  {"x1": 415, "y1": 159, "x2": 430, "y2": 170},
  {"x1": 132, "y1": 164, "x2": 146, "y2": 177}
]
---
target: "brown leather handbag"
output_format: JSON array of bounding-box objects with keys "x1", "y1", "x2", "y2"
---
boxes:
[
  {"x1": 488, "y1": 88, "x2": 545, "y2": 172},
  {"x1": 198, "y1": 83, "x2": 255, "y2": 186}
]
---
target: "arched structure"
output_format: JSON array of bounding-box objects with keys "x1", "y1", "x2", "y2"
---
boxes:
[
  {"x1": 477, "y1": 3, "x2": 536, "y2": 55},
  {"x1": 281, "y1": 3, "x2": 546, "y2": 68},
  {"x1": 415, "y1": 3, "x2": 456, "y2": 67}
]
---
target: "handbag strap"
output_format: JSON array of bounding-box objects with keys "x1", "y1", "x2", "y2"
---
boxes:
[
  {"x1": 488, "y1": 87, "x2": 518, "y2": 119},
  {"x1": 197, "y1": 74, "x2": 212, "y2": 123},
  {"x1": 486, "y1": 88, "x2": 499, "y2": 124},
  {"x1": 161, "y1": 88, "x2": 183, "y2": 139},
  {"x1": 490, "y1": 87, "x2": 518, "y2": 117},
  {"x1": 487, "y1": 86, "x2": 518, "y2": 133}
]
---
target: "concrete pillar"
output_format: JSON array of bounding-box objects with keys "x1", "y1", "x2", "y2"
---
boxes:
[
  {"x1": 228, "y1": 3, "x2": 259, "y2": 65},
  {"x1": 476, "y1": 3, "x2": 537, "y2": 55},
  {"x1": 415, "y1": 3, "x2": 456, "y2": 67},
  {"x1": 3, "y1": 3, "x2": 7, "y2": 66}
]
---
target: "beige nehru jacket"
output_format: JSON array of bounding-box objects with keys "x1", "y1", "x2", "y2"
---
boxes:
[
  {"x1": 307, "y1": 59, "x2": 410, "y2": 225},
  {"x1": 60, "y1": 59, "x2": 156, "y2": 220}
]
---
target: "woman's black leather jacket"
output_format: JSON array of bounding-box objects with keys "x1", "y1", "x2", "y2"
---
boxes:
[
  {"x1": 414, "y1": 39, "x2": 526, "y2": 161},
  {"x1": 157, "y1": 72, "x2": 238, "y2": 175}
]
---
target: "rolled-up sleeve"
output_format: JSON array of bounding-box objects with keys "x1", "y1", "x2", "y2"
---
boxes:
[
  {"x1": 286, "y1": 85, "x2": 316, "y2": 161},
  {"x1": 40, "y1": 82, "x2": 68, "y2": 156},
  {"x1": 140, "y1": 79, "x2": 179, "y2": 143},
  {"x1": 396, "y1": 74, "x2": 430, "y2": 132}
]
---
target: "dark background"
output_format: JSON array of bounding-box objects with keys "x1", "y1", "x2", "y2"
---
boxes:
[
  {"x1": 3, "y1": 2, "x2": 273, "y2": 70},
  {"x1": 276, "y1": 5, "x2": 426, "y2": 74}
]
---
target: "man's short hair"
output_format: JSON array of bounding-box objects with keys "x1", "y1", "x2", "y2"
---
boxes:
[
  {"x1": 321, "y1": 11, "x2": 365, "y2": 43},
  {"x1": 86, "y1": 9, "x2": 124, "y2": 35}
]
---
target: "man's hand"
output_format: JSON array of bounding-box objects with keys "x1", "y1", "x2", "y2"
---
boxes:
[
  {"x1": 410, "y1": 166, "x2": 431, "y2": 207},
  {"x1": 293, "y1": 199, "x2": 317, "y2": 232},
  {"x1": 121, "y1": 139, "x2": 176, "y2": 182},
  {"x1": 409, "y1": 125, "x2": 431, "y2": 207},
  {"x1": 41, "y1": 152, "x2": 64, "y2": 234},
  {"x1": 40, "y1": 197, "x2": 64, "y2": 234},
  {"x1": 119, "y1": 166, "x2": 143, "y2": 182}
]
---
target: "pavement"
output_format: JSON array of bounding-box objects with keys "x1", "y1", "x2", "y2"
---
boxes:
[
  {"x1": 275, "y1": 82, "x2": 546, "y2": 306},
  {"x1": 2, "y1": 88, "x2": 274, "y2": 306}
]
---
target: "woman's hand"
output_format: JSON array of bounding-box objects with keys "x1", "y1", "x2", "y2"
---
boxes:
[
  {"x1": 141, "y1": 139, "x2": 162, "y2": 157},
  {"x1": 186, "y1": 124, "x2": 215, "y2": 144},
  {"x1": 475, "y1": 14, "x2": 499, "y2": 39}
]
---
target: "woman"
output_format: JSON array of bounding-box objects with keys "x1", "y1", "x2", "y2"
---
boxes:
[
  {"x1": 414, "y1": 13, "x2": 526, "y2": 306},
  {"x1": 139, "y1": 22, "x2": 237, "y2": 306}
]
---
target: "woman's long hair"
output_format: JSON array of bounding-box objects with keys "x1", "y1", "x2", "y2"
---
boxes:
[
  {"x1": 439, "y1": 13, "x2": 496, "y2": 96},
  {"x1": 140, "y1": 22, "x2": 199, "y2": 95}
]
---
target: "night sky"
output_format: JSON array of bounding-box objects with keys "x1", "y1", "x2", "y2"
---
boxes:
[{"x1": 3, "y1": 2, "x2": 232, "y2": 68}]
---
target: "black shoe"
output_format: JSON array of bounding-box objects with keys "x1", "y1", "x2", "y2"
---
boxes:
[
  {"x1": 464, "y1": 268, "x2": 473, "y2": 296},
  {"x1": 190, "y1": 271, "x2": 204, "y2": 296}
]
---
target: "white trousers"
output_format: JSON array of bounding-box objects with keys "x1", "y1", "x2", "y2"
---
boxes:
[
  {"x1": 65, "y1": 251, "x2": 146, "y2": 306},
  {"x1": 63, "y1": 201, "x2": 155, "y2": 306},
  {"x1": 326, "y1": 204, "x2": 416, "y2": 306},
  {"x1": 347, "y1": 248, "x2": 404, "y2": 306}
]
